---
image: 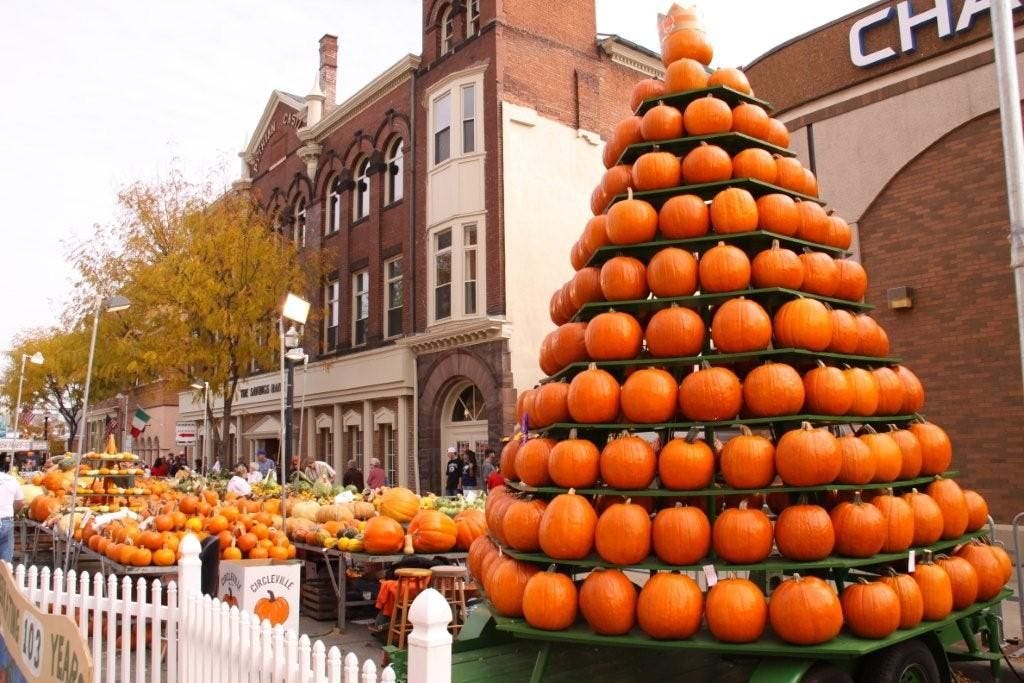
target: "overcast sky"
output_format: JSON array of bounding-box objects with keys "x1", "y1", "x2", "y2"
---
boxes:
[{"x1": 0, "y1": 0, "x2": 869, "y2": 362}]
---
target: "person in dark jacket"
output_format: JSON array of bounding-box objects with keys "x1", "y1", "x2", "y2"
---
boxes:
[{"x1": 342, "y1": 459, "x2": 365, "y2": 490}]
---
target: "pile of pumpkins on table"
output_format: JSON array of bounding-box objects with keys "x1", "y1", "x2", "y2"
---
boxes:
[
  {"x1": 285, "y1": 486, "x2": 487, "y2": 556},
  {"x1": 466, "y1": 7, "x2": 1013, "y2": 646},
  {"x1": 24, "y1": 471, "x2": 175, "y2": 523}
]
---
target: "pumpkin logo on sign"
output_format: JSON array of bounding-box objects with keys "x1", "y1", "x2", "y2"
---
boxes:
[{"x1": 254, "y1": 592, "x2": 289, "y2": 626}]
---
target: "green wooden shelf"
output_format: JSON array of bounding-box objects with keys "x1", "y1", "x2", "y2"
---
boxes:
[
  {"x1": 493, "y1": 589, "x2": 1011, "y2": 659},
  {"x1": 635, "y1": 84, "x2": 774, "y2": 116},
  {"x1": 605, "y1": 178, "x2": 824, "y2": 212},
  {"x1": 584, "y1": 230, "x2": 851, "y2": 269},
  {"x1": 540, "y1": 348, "x2": 901, "y2": 384},
  {"x1": 540, "y1": 413, "x2": 916, "y2": 435},
  {"x1": 616, "y1": 132, "x2": 794, "y2": 166},
  {"x1": 504, "y1": 471, "x2": 955, "y2": 499},
  {"x1": 572, "y1": 287, "x2": 872, "y2": 323},
  {"x1": 494, "y1": 529, "x2": 986, "y2": 574}
]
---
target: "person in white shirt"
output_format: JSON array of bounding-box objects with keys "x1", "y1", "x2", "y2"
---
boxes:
[
  {"x1": 0, "y1": 460, "x2": 25, "y2": 563},
  {"x1": 247, "y1": 461, "x2": 263, "y2": 484},
  {"x1": 227, "y1": 465, "x2": 253, "y2": 498}
]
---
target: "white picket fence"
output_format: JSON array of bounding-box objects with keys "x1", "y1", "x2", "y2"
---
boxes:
[{"x1": 10, "y1": 533, "x2": 454, "y2": 683}]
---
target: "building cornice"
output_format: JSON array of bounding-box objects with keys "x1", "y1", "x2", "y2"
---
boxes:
[
  {"x1": 598, "y1": 37, "x2": 665, "y2": 79},
  {"x1": 308, "y1": 54, "x2": 421, "y2": 140},
  {"x1": 244, "y1": 90, "x2": 305, "y2": 159},
  {"x1": 396, "y1": 317, "x2": 512, "y2": 355}
]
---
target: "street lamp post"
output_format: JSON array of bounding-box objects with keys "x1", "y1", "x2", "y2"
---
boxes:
[
  {"x1": 12, "y1": 352, "x2": 43, "y2": 438},
  {"x1": 65, "y1": 294, "x2": 130, "y2": 574},
  {"x1": 190, "y1": 381, "x2": 209, "y2": 474},
  {"x1": 278, "y1": 293, "x2": 310, "y2": 522}
]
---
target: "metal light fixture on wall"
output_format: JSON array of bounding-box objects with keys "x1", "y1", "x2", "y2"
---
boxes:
[{"x1": 886, "y1": 286, "x2": 915, "y2": 310}]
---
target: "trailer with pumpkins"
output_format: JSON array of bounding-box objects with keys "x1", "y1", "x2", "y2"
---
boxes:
[{"x1": 425, "y1": 6, "x2": 1015, "y2": 683}]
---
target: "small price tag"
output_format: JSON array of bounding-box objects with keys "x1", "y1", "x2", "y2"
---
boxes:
[
  {"x1": 908, "y1": 549, "x2": 916, "y2": 573},
  {"x1": 702, "y1": 564, "x2": 718, "y2": 587}
]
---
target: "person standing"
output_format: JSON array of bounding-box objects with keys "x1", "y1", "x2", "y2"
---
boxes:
[
  {"x1": 480, "y1": 449, "x2": 497, "y2": 483},
  {"x1": 366, "y1": 458, "x2": 387, "y2": 489},
  {"x1": 0, "y1": 459, "x2": 24, "y2": 563},
  {"x1": 303, "y1": 457, "x2": 336, "y2": 483},
  {"x1": 444, "y1": 447, "x2": 461, "y2": 496},
  {"x1": 256, "y1": 451, "x2": 275, "y2": 478},
  {"x1": 342, "y1": 459, "x2": 365, "y2": 490},
  {"x1": 461, "y1": 450, "x2": 478, "y2": 493}
]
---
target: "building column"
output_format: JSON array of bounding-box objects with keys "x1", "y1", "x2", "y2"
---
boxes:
[
  {"x1": 397, "y1": 395, "x2": 409, "y2": 487},
  {"x1": 235, "y1": 415, "x2": 243, "y2": 465},
  {"x1": 306, "y1": 407, "x2": 316, "y2": 463},
  {"x1": 362, "y1": 400, "x2": 373, "y2": 474},
  {"x1": 332, "y1": 404, "x2": 343, "y2": 473}
]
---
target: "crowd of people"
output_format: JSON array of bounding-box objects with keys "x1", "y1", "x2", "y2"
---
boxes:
[{"x1": 445, "y1": 446, "x2": 503, "y2": 496}]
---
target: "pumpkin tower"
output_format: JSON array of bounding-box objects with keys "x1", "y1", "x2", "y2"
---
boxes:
[{"x1": 469, "y1": 2, "x2": 1010, "y2": 652}]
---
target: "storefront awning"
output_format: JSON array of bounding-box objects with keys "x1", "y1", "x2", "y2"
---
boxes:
[{"x1": 242, "y1": 415, "x2": 281, "y2": 439}]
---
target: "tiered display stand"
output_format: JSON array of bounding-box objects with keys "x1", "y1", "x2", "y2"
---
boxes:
[{"x1": 456, "y1": 81, "x2": 1011, "y2": 683}]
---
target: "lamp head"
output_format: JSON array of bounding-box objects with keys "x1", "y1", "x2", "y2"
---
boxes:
[
  {"x1": 282, "y1": 293, "x2": 310, "y2": 324},
  {"x1": 103, "y1": 295, "x2": 131, "y2": 312},
  {"x1": 28, "y1": 352, "x2": 43, "y2": 365},
  {"x1": 285, "y1": 347, "x2": 307, "y2": 362},
  {"x1": 190, "y1": 381, "x2": 205, "y2": 390},
  {"x1": 284, "y1": 324, "x2": 300, "y2": 349}
]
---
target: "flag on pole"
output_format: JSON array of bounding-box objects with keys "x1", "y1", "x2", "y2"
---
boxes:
[
  {"x1": 104, "y1": 415, "x2": 119, "y2": 439},
  {"x1": 18, "y1": 407, "x2": 34, "y2": 430},
  {"x1": 130, "y1": 407, "x2": 151, "y2": 437}
]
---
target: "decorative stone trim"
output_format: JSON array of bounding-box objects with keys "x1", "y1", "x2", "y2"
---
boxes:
[
  {"x1": 397, "y1": 317, "x2": 512, "y2": 355},
  {"x1": 598, "y1": 37, "x2": 665, "y2": 79}
]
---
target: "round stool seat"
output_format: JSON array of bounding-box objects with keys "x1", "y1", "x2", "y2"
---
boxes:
[
  {"x1": 394, "y1": 567, "x2": 432, "y2": 579},
  {"x1": 430, "y1": 565, "x2": 468, "y2": 578}
]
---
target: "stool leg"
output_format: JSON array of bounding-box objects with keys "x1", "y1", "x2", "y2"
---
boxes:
[{"x1": 386, "y1": 581, "x2": 407, "y2": 647}]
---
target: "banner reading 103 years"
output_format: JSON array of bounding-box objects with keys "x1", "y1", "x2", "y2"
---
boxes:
[{"x1": 0, "y1": 562, "x2": 91, "y2": 683}]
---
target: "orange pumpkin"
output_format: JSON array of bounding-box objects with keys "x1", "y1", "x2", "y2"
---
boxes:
[
  {"x1": 706, "y1": 578, "x2": 766, "y2": 644},
  {"x1": 678, "y1": 365, "x2": 742, "y2": 421},
  {"x1": 454, "y1": 509, "x2": 486, "y2": 551},
  {"x1": 731, "y1": 149, "x2": 777, "y2": 185},
  {"x1": 408, "y1": 510, "x2": 457, "y2": 553},
  {"x1": 362, "y1": 516, "x2": 406, "y2": 554},
  {"x1": 522, "y1": 570, "x2": 578, "y2": 631},
  {"x1": 775, "y1": 421, "x2": 841, "y2": 486},
  {"x1": 585, "y1": 311, "x2": 643, "y2": 361},
  {"x1": 742, "y1": 362, "x2": 805, "y2": 417},
  {"x1": 652, "y1": 504, "x2": 710, "y2": 565},
  {"x1": 645, "y1": 305, "x2": 705, "y2": 358},
  {"x1": 731, "y1": 103, "x2": 771, "y2": 140},
  {"x1": 579, "y1": 569, "x2": 637, "y2": 635},
  {"x1": 600, "y1": 435, "x2": 657, "y2": 489},
  {"x1": 699, "y1": 242, "x2": 750, "y2": 293},
  {"x1": 661, "y1": 24, "x2": 713, "y2": 66},
  {"x1": 595, "y1": 500, "x2": 652, "y2": 565},
  {"x1": 548, "y1": 435, "x2": 600, "y2": 489},
  {"x1": 751, "y1": 239, "x2": 803, "y2": 289},
  {"x1": 637, "y1": 573, "x2": 703, "y2": 640},
  {"x1": 713, "y1": 500, "x2": 773, "y2": 564},
  {"x1": 538, "y1": 490, "x2": 597, "y2": 560},
  {"x1": 658, "y1": 436, "x2": 714, "y2": 490},
  {"x1": 683, "y1": 95, "x2": 732, "y2": 135},
  {"x1": 621, "y1": 368, "x2": 678, "y2": 424},
  {"x1": 632, "y1": 151, "x2": 681, "y2": 191},
  {"x1": 834, "y1": 260, "x2": 868, "y2": 301},
  {"x1": 600, "y1": 255, "x2": 649, "y2": 302},
  {"x1": 640, "y1": 103, "x2": 683, "y2": 141},
  {"x1": 681, "y1": 143, "x2": 732, "y2": 185},
  {"x1": 773, "y1": 298, "x2": 832, "y2": 351},
  {"x1": 567, "y1": 364, "x2": 621, "y2": 424},
  {"x1": 664, "y1": 57, "x2": 709, "y2": 92},
  {"x1": 606, "y1": 189, "x2": 658, "y2": 245},
  {"x1": 646, "y1": 247, "x2": 698, "y2": 297},
  {"x1": 630, "y1": 78, "x2": 666, "y2": 112},
  {"x1": 659, "y1": 194, "x2": 710, "y2": 239},
  {"x1": 769, "y1": 574, "x2": 843, "y2": 645},
  {"x1": 708, "y1": 67, "x2": 751, "y2": 94},
  {"x1": 765, "y1": 118, "x2": 791, "y2": 148},
  {"x1": 516, "y1": 437, "x2": 556, "y2": 487},
  {"x1": 799, "y1": 251, "x2": 839, "y2": 297},
  {"x1": 710, "y1": 187, "x2": 759, "y2": 234},
  {"x1": 720, "y1": 426, "x2": 775, "y2": 489}
]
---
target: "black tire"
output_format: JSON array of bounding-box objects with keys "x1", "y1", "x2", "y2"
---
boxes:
[
  {"x1": 858, "y1": 638, "x2": 941, "y2": 683},
  {"x1": 801, "y1": 663, "x2": 854, "y2": 683}
]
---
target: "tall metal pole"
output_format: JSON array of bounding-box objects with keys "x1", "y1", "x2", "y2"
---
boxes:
[
  {"x1": 284, "y1": 359, "x2": 295, "y2": 480},
  {"x1": 202, "y1": 382, "x2": 209, "y2": 474},
  {"x1": 992, "y1": 0, "x2": 1024, "y2": 398},
  {"x1": 66, "y1": 297, "x2": 101, "y2": 573},
  {"x1": 278, "y1": 317, "x2": 287, "y2": 524},
  {"x1": 12, "y1": 355, "x2": 27, "y2": 438}
]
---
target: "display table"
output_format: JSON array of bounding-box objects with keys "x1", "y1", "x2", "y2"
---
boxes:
[
  {"x1": 292, "y1": 543, "x2": 467, "y2": 630},
  {"x1": 76, "y1": 543, "x2": 177, "y2": 577}
]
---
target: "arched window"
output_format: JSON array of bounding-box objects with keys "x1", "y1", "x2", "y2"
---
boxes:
[
  {"x1": 440, "y1": 6, "x2": 454, "y2": 55},
  {"x1": 385, "y1": 138, "x2": 404, "y2": 205},
  {"x1": 293, "y1": 197, "x2": 307, "y2": 247},
  {"x1": 466, "y1": 0, "x2": 480, "y2": 37},
  {"x1": 353, "y1": 157, "x2": 370, "y2": 221},
  {"x1": 451, "y1": 385, "x2": 485, "y2": 422},
  {"x1": 325, "y1": 177, "x2": 342, "y2": 235}
]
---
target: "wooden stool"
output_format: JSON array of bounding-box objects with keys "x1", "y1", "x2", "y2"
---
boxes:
[
  {"x1": 429, "y1": 565, "x2": 469, "y2": 636},
  {"x1": 386, "y1": 568, "x2": 433, "y2": 649}
]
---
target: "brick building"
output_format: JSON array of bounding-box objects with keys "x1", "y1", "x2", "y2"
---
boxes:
[
  {"x1": 86, "y1": 380, "x2": 182, "y2": 464},
  {"x1": 178, "y1": 1, "x2": 659, "y2": 491},
  {"x1": 745, "y1": 0, "x2": 1024, "y2": 520}
]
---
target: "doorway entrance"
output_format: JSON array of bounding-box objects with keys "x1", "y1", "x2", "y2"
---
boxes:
[{"x1": 440, "y1": 382, "x2": 490, "y2": 485}]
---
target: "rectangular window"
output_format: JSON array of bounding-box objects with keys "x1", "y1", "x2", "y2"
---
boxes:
[
  {"x1": 353, "y1": 271, "x2": 369, "y2": 346},
  {"x1": 295, "y1": 206, "x2": 306, "y2": 247},
  {"x1": 383, "y1": 424, "x2": 396, "y2": 486},
  {"x1": 326, "y1": 190, "x2": 340, "y2": 235},
  {"x1": 462, "y1": 85, "x2": 475, "y2": 154},
  {"x1": 434, "y1": 229, "x2": 452, "y2": 320},
  {"x1": 385, "y1": 257, "x2": 403, "y2": 338},
  {"x1": 433, "y1": 93, "x2": 451, "y2": 165},
  {"x1": 350, "y1": 427, "x2": 362, "y2": 462},
  {"x1": 320, "y1": 428, "x2": 333, "y2": 461},
  {"x1": 324, "y1": 279, "x2": 339, "y2": 351},
  {"x1": 467, "y1": 0, "x2": 480, "y2": 36},
  {"x1": 463, "y1": 224, "x2": 477, "y2": 315}
]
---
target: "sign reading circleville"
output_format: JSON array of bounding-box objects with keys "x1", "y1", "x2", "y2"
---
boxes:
[
  {"x1": 0, "y1": 562, "x2": 92, "y2": 683},
  {"x1": 850, "y1": 0, "x2": 1024, "y2": 67}
]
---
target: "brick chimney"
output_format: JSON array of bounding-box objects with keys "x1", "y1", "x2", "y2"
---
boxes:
[{"x1": 319, "y1": 34, "x2": 338, "y2": 111}]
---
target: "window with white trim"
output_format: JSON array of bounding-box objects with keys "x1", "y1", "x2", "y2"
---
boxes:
[
  {"x1": 462, "y1": 85, "x2": 475, "y2": 154},
  {"x1": 349, "y1": 426, "x2": 362, "y2": 462},
  {"x1": 319, "y1": 427, "x2": 333, "y2": 461},
  {"x1": 325, "y1": 178, "x2": 341, "y2": 235},
  {"x1": 353, "y1": 157, "x2": 370, "y2": 221},
  {"x1": 467, "y1": 0, "x2": 480, "y2": 37},
  {"x1": 324, "y1": 278, "x2": 339, "y2": 352},
  {"x1": 385, "y1": 257, "x2": 403, "y2": 338},
  {"x1": 385, "y1": 138, "x2": 404, "y2": 204},
  {"x1": 428, "y1": 75, "x2": 481, "y2": 168},
  {"x1": 433, "y1": 229, "x2": 452, "y2": 321},
  {"x1": 433, "y1": 93, "x2": 451, "y2": 165},
  {"x1": 441, "y1": 6, "x2": 454, "y2": 54},
  {"x1": 352, "y1": 270, "x2": 369, "y2": 346},
  {"x1": 383, "y1": 424, "x2": 396, "y2": 486},
  {"x1": 430, "y1": 221, "x2": 484, "y2": 323},
  {"x1": 293, "y1": 198, "x2": 306, "y2": 247}
]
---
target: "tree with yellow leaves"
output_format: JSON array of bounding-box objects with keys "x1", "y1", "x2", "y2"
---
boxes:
[{"x1": 71, "y1": 171, "x2": 319, "y2": 462}]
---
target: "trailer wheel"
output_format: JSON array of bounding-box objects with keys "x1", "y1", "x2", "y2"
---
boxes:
[
  {"x1": 800, "y1": 663, "x2": 853, "y2": 682},
  {"x1": 858, "y1": 639, "x2": 941, "y2": 683}
]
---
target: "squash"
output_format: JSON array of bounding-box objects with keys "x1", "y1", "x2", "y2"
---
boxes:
[
  {"x1": 379, "y1": 487, "x2": 420, "y2": 523},
  {"x1": 289, "y1": 500, "x2": 321, "y2": 522},
  {"x1": 315, "y1": 504, "x2": 354, "y2": 524}
]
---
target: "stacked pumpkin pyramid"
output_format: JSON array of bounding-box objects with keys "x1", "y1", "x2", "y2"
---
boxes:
[{"x1": 468, "y1": 6, "x2": 1012, "y2": 646}]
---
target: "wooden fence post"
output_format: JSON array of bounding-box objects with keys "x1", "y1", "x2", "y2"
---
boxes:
[{"x1": 405, "y1": 588, "x2": 452, "y2": 683}]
